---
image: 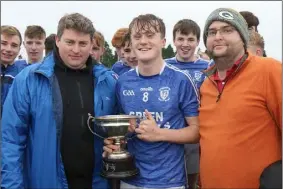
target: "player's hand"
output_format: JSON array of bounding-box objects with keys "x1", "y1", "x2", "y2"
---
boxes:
[
  {"x1": 128, "y1": 118, "x2": 137, "y2": 133},
  {"x1": 135, "y1": 109, "x2": 162, "y2": 142},
  {"x1": 102, "y1": 138, "x2": 120, "y2": 157}
]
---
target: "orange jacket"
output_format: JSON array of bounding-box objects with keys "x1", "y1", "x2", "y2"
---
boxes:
[{"x1": 199, "y1": 53, "x2": 282, "y2": 188}]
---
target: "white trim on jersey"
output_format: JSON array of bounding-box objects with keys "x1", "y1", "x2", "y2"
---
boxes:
[
  {"x1": 2, "y1": 74, "x2": 15, "y2": 79},
  {"x1": 135, "y1": 62, "x2": 166, "y2": 76},
  {"x1": 165, "y1": 64, "x2": 200, "y2": 105}
]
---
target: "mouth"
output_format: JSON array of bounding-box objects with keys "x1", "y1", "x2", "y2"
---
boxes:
[
  {"x1": 180, "y1": 48, "x2": 191, "y2": 53},
  {"x1": 1, "y1": 53, "x2": 13, "y2": 59},
  {"x1": 29, "y1": 52, "x2": 38, "y2": 56},
  {"x1": 69, "y1": 55, "x2": 82, "y2": 60},
  {"x1": 138, "y1": 48, "x2": 152, "y2": 52}
]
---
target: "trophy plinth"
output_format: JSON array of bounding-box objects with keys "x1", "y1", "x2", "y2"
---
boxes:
[{"x1": 88, "y1": 115, "x2": 140, "y2": 179}]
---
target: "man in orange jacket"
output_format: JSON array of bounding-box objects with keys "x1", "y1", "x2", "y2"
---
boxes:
[{"x1": 199, "y1": 8, "x2": 282, "y2": 188}]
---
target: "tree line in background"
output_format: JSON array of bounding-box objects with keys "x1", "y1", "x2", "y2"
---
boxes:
[{"x1": 101, "y1": 41, "x2": 175, "y2": 68}]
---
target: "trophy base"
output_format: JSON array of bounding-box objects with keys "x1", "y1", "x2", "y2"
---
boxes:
[{"x1": 101, "y1": 153, "x2": 139, "y2": 179}]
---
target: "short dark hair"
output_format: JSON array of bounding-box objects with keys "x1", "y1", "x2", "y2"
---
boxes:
[
  {"x1": 173, "y1": 19, "x2": 201, "y2": 41},
  {"x1": 129, "y1": 14, "x2": 166, "y2": 38},
  {"x1": 239, "y1": 11, "x2": 259, "y2": 31},
  {"x1": 45, "y1": 33, "x2": 56, "y2": 55},
  {"x1": 24, "y1": 25, "x2": 46, "y2": 39},
  {"x1": 57, "y1": 13, "x2": 95, "y2": 40}
]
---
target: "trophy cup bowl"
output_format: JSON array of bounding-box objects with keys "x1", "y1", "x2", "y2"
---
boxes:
[{"x1": 90, "y1": 115, "x2": 140, "y2": 179}]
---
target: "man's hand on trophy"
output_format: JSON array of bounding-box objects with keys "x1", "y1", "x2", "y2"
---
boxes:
[
  {"x1": 128, "y1": 119, "x2": 136, "y2": 133},
  {"x1": 102, "y1": 138, "x2": 119, "y2": 157},
  {"x1": 102, "y1": 138, "x2": 127, "y2": 157},
  {"x1": 135, "y1": 109, "x2": 162, "y2": 142}
]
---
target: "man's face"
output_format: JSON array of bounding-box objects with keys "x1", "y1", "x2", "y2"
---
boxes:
[
  {"x1": 90, "y1": 41, "x2": 104, "y2": 62},
  {"x1": 173, "y1": 31, "x2": 199, "y2": 62},
  {"x1": 123, "y1": 41, "x2": 138, "y2": 67},
  {"x1": 56, "y1": 29, "x2": 93, "y2": 69},
  {"x1": 206, "y1": 21, "x2": 244, "y2": 58},
  {"x1": 24, "y1": 36, "x2": 45, "y2": 63},
  {"x1": 130, "y1": 23, "x2": 165, "y2": 63},
  {"x1": 1, "y1": 34, "x2": 21, "y2": 65}
]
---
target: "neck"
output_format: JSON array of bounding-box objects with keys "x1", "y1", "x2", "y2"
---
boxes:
[
  {"x1": 214, "y1": 49, "x2": 245, "y2": 72},
  {"x1": 28, "y1": 57, "x2": 42, "y2": 64},
  {"x1": 176, "y1": 54, "x2": 197, "y2": 63},
  {"x1": 1, "y1": 61, "x2": 14, "y2": 67},
  {"x1": 138, "y1": 56, "x2": 164, "y2": 76}
]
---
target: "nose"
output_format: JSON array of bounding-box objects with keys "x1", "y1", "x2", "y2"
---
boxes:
[
  {"x1": 215, "y1": 30, "x2": 223, "y2": 40},
  {"x1": 72, "y1": 44, "x2": 80, "y2": 53},
  {"x1": 31, "y1": 43, "x2": 37, "y2": 50},
  {"x1": 5, "y1": 45, "x2": 12, "y2": 52},
  {"x1": 140, "y1": 35, "x2": 148, "y2": 44}
]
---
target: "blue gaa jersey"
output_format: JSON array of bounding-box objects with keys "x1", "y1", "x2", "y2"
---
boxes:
[
  {"x1": 116, "y1": 63, "x2": 199, "y2": 188},
  {"x1": 111, "y1": 60, "x2": 132, "y2": 76},
  {"x1": 165, "y1": 57, "x2": 209, "y2": 89}
]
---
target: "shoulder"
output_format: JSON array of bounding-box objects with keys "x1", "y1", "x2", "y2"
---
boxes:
[
  {"x1": 164, "y1": 57, "x2": 176, "y2": 64},
  {"x1": 117, "y1": 68, "x2": 136, "y2": 84},
  {"x1": 165, "y1": 64, "x2": 194, "y2": 83}
]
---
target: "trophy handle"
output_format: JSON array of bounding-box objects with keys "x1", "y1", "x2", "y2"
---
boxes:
[{"x1": 87, "y1": 113, "x2": 105, "y2": 139}]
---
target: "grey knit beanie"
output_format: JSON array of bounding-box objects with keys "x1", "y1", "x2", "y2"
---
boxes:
[{"x1": 203, "y1": 8, "x2": 249, "y2": 49}]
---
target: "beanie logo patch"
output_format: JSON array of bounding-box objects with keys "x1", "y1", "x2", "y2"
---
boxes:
[{"x1": 219, "y1": 11, "x2": 234, "y2": 20}]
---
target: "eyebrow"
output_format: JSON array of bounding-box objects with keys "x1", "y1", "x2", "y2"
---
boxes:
[{"x1": 208, "y1": 25, "x2": 231, "y2": 30}]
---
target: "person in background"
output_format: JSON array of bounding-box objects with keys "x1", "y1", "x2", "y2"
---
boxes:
[
  {"x1": 44, "y1": 33, "x2": 56, "y2": 56},
  {"x1": 247, "y1": 30, "x2": 265, "y2": 57},
  {"x1": 90, "y1": 31, "x2": 105, "y2": 64},
  {"x1": 0, "y1": 25, "x2": 25, "y2": 111},
  {"x1": 111, "y1": 28, "x2": 132, "y2": 75},
  {"x1": 165, "y1": 19, "x2": 208, "y2": 189},
  {"x1": 240, "y1": 11, "x2": 267, "y2": 57},
  {"x1": 15, "y1": 25, "x2": 46, "y2": 67}
]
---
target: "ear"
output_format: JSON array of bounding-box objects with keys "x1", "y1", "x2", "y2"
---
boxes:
[
  {"x1": 196, "y1": 39, "x2": 200, "y2": 46},
  {"x1": 162, "y1": 38, "x2": 166, "y2": 48},
  {"x1": 23, "y1": 41, "x2": 26, "y2": 48},
  {"x1": 256, "y1": 48, "x2": 263, "y2": 57},
  {"x1": 101, "y1": 47, "x2": 105, "y2": 55},
  {"x1": 55, "y1": 35, "x2": 60, "y2": 48}
]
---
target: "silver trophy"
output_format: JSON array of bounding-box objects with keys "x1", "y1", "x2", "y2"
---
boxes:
[{"x1": 87, "y1": 114, "x2": 140, "y2": 179}]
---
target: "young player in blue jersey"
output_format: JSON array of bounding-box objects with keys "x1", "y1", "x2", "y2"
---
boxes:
[
  {"x1": 1, "y1": 25, "x2": 26, "y2": 111},
  {"x1": 104, "y1": 14, "x2": 200, "y2": 189},
  {"x1": 111, "y1": 28, "x2": 134, "y2": 76},
  {"x1": 14, "y1": 25, "x2": 46, "y2": 67},
  {"x1": 165, "y1": 19, "x2": 209, "y2": 189}
]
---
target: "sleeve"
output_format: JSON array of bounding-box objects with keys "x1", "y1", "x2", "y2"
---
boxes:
[
  {"x1": 1, "y1": 73, "x2": 30, "y2": 189},
  {"x1": 264, "y1": 59, "x2": 282, "y2": 131},
  {"x1": 179, "y1": 73, "x2": 200, "y2": 117}
]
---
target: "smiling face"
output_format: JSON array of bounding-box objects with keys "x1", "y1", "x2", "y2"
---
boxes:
[
  {"x1": 206, "y1": 21, "x2": 244, "y2": 58},
  {"x1": 123, "y1": 40, "x2": 138, "y2": 67},
  {"x1": 1, "y1": 34, "x2": 21, "y2": 65},
  {"x1": 174, "y1": 31, "x2": 199, "y2": 62},
  {"x1": 130, "y1": 22, "x2": 165, "y2": 64},
  {"x1": 56, "y1": 29, "x2": 93, "y2": 69}
]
